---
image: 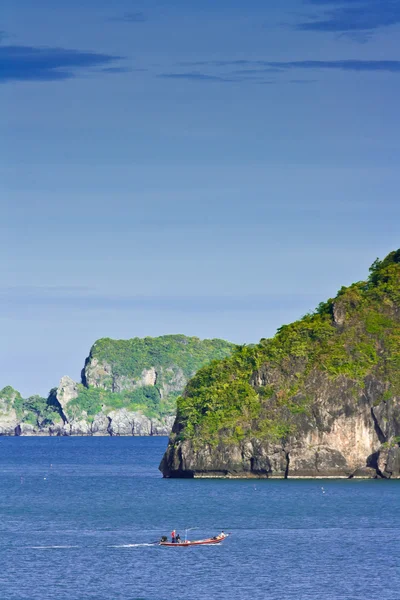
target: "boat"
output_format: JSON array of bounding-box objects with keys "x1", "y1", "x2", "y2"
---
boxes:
[{"x1": 159, "y1": 534, "x2": 229, "y2": 547}]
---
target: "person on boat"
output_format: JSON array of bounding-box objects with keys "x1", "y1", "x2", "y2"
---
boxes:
[
  {"x1": 219, "y1": 531, "x2": 226, "y2": 539},
  {"x1": 171, "y1": 530, "x2": 176, "y2": 543},
  {"x1": 176, "y1": 533, "x2": 181, "y2": 543}
]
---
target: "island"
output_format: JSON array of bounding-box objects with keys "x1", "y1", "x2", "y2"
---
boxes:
[{"x1": 160, "y1": 250, "x2": 400, "y2": 479}]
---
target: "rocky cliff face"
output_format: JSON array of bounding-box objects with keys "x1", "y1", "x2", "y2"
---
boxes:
[
  {"x1": 82, "y1": 335, "x2": 234, "y2": 401},
  {"x1": 161, "y1": 373, "x2": 399, "y2": 479},
  {"x1": 0, "y1": 387, "x2": 21, "y2": 435},
  {"x1": 0, "y1": 381, "x2": 174, "y2": 437},
  {"x1": 0, "y1": 335, "x2": 233, "y2": 437},
  {"x1": 160, "y1": 251, "x2": 400, "y2": 479},
  {"x1": 83, "y1": 357, "x2": 186, "y2": 399}
]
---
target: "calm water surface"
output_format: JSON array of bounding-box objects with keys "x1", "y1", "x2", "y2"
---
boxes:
[{"x1": 0, "y1": 437, "x2": 399, "y2": 600}]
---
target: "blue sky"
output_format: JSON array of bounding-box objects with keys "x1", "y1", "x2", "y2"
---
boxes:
[{"x1": 2, "y1": 0, "x2": 400, "y2": 396}]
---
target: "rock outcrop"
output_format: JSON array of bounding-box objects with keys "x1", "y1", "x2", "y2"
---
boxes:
[
  {"x1": 160, "y1": 250, "x2": 400, "y2": 479},
  {"x1": 0, "y1": 335, "x2": 234, "y2": 437},
  {"x1": 54, "y1": 375, "x2": 79, "y2": 422},
  {"x1": 0, "y1": 384, "x2": 177, "y2": 437},
  {"x1": 81, "y1": 335, "x2": 235, "y2": 402},
  {"x1": 0, "y1": 387, "x2": 21, "y2": 436},
  {"x1": 161, "y1": 378, "x2": 400, "y2": 480}
]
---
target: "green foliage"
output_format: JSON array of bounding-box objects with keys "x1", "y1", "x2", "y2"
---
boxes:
[
  {"x1": 381, "y1": 436, "x2": 400, "y2": 449},
  {"x1": 89, "y1": 335, "x2": 235, "y2": 381},
  {"x1": 0, "y1": 386, "x2": 61, "y2": 428},
  {"x1": 365, "y1": 312, "x2": 395, "y2": 336},
  {"x1": 84, "y1": 334, "x2": 235, "y2": 416},
  {"x1": 173, "y1": 250, "x2": 400, "y2": 446},
  {"x1": 0, "y1": 386, "x2": 23, "y2": 411},
  {"x1": 14, "y1": 394, "x2": 60, "y2": 427},
  {"x1": 0, "y1": 386, "x2": 21, "y2": 400},
  {"x1": 69, "y1": 383, "x2": 172, "y2": 419},
  {"x1": 67, "y1": 386, "x2": 103, "y2": 417}
]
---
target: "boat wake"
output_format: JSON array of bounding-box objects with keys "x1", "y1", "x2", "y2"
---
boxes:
[
  {"x1": 26, "y1": 545, "x2": 79, "y2": 549},
  {"x1": 110, "y1": 543, "x2": 156, "y2": 548}
]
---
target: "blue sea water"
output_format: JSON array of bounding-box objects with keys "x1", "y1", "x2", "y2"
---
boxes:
[{"x1": 0, "y1": 437, "x2": 399, "y2": 600}]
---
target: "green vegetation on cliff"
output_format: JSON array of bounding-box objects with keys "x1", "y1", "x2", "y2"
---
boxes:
[
  {"x1": 83, "y1": 334, "x2": 236, "y2": 415},
  {"x1": 16, "y1": 395, "x2": 60, "y2": 427},
  {"x1": 0, "y1": 386, "x2": 22, "y2": 410},
  {"x1": 68, "y1": 384, "x2": 166, "y2": 420},
  {"x1": 0, "y1": 386, "x2": 59, "y2": 428},
  {"x1": 175, "y1": 250, "x2": 400, "y2": 447},
  {"x1": 88, "y1": 335, "x2": 235, "y2": 380},
  {"x1": 0, "y1": 335, "x2": 236, "y2": 433}
]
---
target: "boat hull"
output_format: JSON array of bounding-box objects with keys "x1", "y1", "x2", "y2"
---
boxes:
[{"x1": 160, "y1": 537, "x2": 225, "y2": 547}]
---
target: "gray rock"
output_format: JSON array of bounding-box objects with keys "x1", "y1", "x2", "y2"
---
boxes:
[
  {"x1": 91, "y1": 413, "x2": 110, "y2": 436},
  {"x1": 56, "y1": 376, "x2": 79, "y2": 422},
  {"x1": 132, "y1": 413, "x2": 152, "y2": 436},
  {"x1": 333, "y1": 300, "x2": 346, "y2": 327},
  {"x1": 17, "y1": 423, "x2": 40, "y2": 436},
  {"x1": 83, "y1": 358, "x2": 114, "y2": 390},
  {"x1": 69, "y1": 415, "x2": 92, "y2": 436},
  {"x1": 377, "y1": 443, "x2": 400, "y2": 478},
  {"x1": 107, "y1": 409, "x2": 135, "y2": 436},
  {"x1": 0, "y1": 389, "x2": 20, "y2": 435},
  {"x1": 151, "y1": 416, "x2": 175, "y2": 436},
  {"x1": 105, "y1": 409, "x2": 173, "y2": 436}
]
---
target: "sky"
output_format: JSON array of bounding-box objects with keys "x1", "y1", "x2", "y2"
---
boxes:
[{"x1": 2, "y1": 0, "x2": 400, "y2": 396}]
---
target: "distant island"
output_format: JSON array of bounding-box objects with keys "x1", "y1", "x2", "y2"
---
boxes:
[
  {"x1": 0, "y1": 335, "x2": 235, "y2": 436},
  {"x1": 160, "y1": 250, "x2": 400, "y2": 479}
]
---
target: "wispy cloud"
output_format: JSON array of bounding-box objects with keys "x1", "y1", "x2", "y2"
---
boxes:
[
  {"x1": 158, "y1": 72, "x2": 235, "y2": 83},
  {"x1": 179, "y1": 60, "x2": 282, "y2": 68},
  {"x1": 298, "y1": 0, "x2": 400, "y2": 34},
  {"x1": 268, "y1": 59, "x2": 400, "y2": 72},
  {"x1": 289, "y1": 79, "x2": 317, "y2": 84},
  {"x1": 108, "y1": 11, "x2": 147, "y2": 23},
  {"x1": 180, "y1": 59, "x2": 400, "y2": 74},
  {"x1": 230, "y1": 68, "x2": 283, "y2": 75},
  {"x1": 157, "y1": 57, "x2": 400, "y2": 85},
  {"x1": 100, "y1": 67, "x2": 133, "y2": 74},
  {"x1": 0, "y1": 45, "x2": 124, "y2": 83}
]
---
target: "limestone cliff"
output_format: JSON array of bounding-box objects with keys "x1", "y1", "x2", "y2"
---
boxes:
[
  {"x1": 81, "y1": 334, "x2": 235, "y2": 406},
  {"x1": 0, "y1": 382, "x2": 176, "y2": 437},
  {"x1": 160, "y1": 250, "x2": 400, "y2": 479},
  {"x1": 0, "y1": 335, "x2": 234, "y2": 437},
  {"x1": 0, "y1": 387, "x2": 21, "y2": 435}
]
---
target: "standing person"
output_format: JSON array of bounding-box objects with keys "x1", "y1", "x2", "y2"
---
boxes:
[{"x1": 171, "y1": 529, "x2": 176, "y2": 543}]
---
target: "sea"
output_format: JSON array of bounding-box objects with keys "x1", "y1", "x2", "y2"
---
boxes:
[{"x1": 0, "y1": 436, "x2": 399, "y2": 600}]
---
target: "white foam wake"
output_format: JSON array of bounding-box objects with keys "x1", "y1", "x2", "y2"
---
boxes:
[
  {"x1": 110, "y1": 543, "x2": 156, "y2": 548},
  {"x1": 27, "y1": 545, "x2": 79, "y2": 549}
]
